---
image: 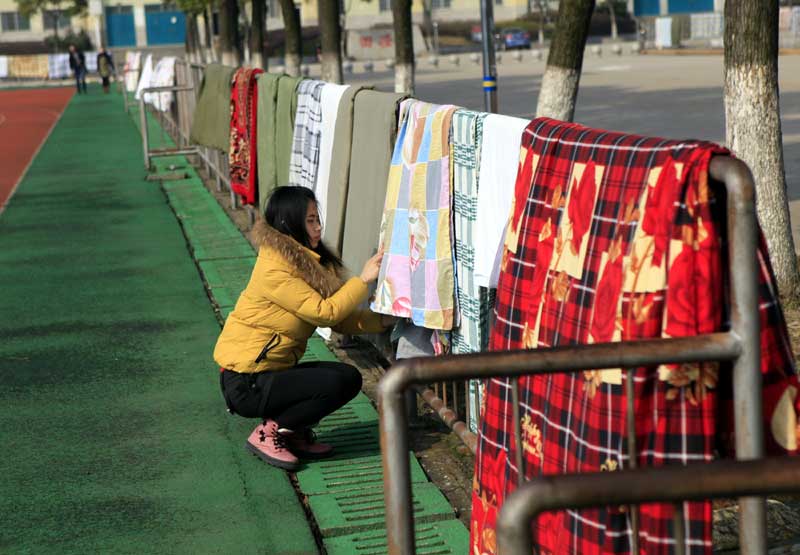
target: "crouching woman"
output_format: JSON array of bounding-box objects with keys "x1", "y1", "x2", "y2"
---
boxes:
[{"x1": 214, "y1": 186, "x2": 391, "y2": 470}]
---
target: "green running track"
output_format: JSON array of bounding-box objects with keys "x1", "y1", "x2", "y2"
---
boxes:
[{"x1": 0, "y1": 88, "x2": 317, "y2": 554}]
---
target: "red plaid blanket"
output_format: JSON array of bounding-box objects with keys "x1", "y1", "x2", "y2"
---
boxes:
[
  {"x1": 229, "y1": 67, "x2": 263, "y2": 205},
  {"x1": 471, "y1": 118, "x2": 800, "y2": 555}
]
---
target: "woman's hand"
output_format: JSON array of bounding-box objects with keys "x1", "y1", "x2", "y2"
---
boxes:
[{"x1": 360, "y1": 247, "x2": 384, "y2": 283}]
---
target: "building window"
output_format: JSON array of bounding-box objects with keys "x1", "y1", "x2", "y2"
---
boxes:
[
  {"x1": 145, "y1": 3, "x2": 174, "y2": 12},
  {"x1": 106, "y1": 5, "x2": 133, "y2": 15},
  {"x1": 495, "y1": 0, "x2": 503, "y2": 4},
  {"x1": 431, "y1": 0, "x2": 451, "y2": 8},
  {"x1": 379, "y1": 0, "x2": 391, "y2": 11},
  {"x1": 43, "y1": 10, "x2": 70, "y2": 30},
  {"x1": 1, "y1": 11, "x2": 31, "y2": 31}
]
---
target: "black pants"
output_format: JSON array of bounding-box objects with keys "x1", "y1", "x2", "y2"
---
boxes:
[{"x1": 221, "y1": 362, "x2": 362, "y2": 431}]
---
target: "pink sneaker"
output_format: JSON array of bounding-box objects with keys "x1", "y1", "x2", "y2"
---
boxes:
[
  {"x1": 279, "y1": 428, "x2": 334, "y2": 460},
  {"x1": 245, "y1": 420, "x2": 299, "y2": 470}
]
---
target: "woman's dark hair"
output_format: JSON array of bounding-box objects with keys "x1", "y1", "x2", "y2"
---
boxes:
[{"x1": 265, "y1": 186, "x2": 342, "y2": 269}]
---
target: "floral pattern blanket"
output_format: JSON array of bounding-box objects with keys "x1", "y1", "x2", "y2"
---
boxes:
[
  {"x1": 229, "y1": 67, "x2": 263, "y2": 205},
  {"x1": 471, "y1": 117, "x2": 800, "y2": 555}
]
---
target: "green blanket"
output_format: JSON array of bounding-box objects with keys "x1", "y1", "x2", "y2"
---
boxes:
[
  {"x1": 322, "y1": 85, "x2": 370, "y2": 252},
  {"x1": 256, "y1": 72, "x2": 282, "y2": 215},
  {"x1": 189, "y1": 63, "x2": 235, "y2": 151},
  {"x1": 275, "y1": 76, "x2": 303, "y2": 191},
  {"x1": 340, "y1": 90, "x2": 408, "y2": 273}
]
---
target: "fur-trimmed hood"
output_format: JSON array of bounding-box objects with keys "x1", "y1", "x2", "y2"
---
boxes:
[{"x1": 252, "y1": 219, "x2": 345, "y2": 298}]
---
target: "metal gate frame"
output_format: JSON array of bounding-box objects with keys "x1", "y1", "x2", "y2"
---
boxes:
[
  {"x1": 496, "y1": 457, "x2": 800, "y2": 555},
  {"x1": 378, "y1": 155, "x2": 771, "y2": 554}
]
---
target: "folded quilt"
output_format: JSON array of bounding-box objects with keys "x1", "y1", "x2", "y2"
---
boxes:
[
  {"x1": 255, "y1": 72, "x2": 282, "y2": 214},
  {"x1": 322, "y1": 85, "x2": 371, "y2": 252},
  {"x1": 371, "y1": 99, "x2": 458, "y2": 330},
  {"x1": 473, "y1": 113, "x2": 531, "y2": 288},
  {"x1": 472, "y1": 118, "x2": 800, "y2": 555},
  {"x1": 316, "y1": 83, "x2": 350, "y2": 226},
  {"x1": 229, "y1": 67, "x2": 264, "y2": 206},
  {"x1": 275, "y1": 75, "x2": 303, "y2": 188},
  {"x1": 189, "y1": 63, "x2": 236, "y2": 151},
  {"x1": 340, "y1": 90, "x2": 407, "y2": 273},
  {"x1": 288, "y1": 79, "x2": 325, "y2": 190}
]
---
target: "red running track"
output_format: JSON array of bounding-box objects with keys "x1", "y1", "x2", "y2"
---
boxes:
[{"x1": 0, "y1": 87, "x2": 74, "y2": 212}]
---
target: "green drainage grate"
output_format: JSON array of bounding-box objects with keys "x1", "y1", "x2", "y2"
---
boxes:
[
  {"x1": 296, "y1": 452, "x2": 428, "y2": 496},
  {"x1": 299, "y1": 337, "x2": 341, "y2": 363},
  {"x1": 198, "y1": 258, "x2": 255, "y2": 308},
  {"x1": 307, "y1": 482, "x2": 455, "y2": 537},
  {"x1": 167, "y1": 188, "x2": 223, "y2": 218},
  {"x1": 218, "y1": 305, "x2": 235, "y2": 319},
  {"x1": 162, "y1": 176, "x2": 205, "y2": 192},
  {"x1": 198, "y1": 258, "x2": 255, "y2": 289},
  {"x1": 323, "y1": 519, "x2": 470, "y2": 555},
  {"x1": 191, "y1": 235, "x2": 256, "y2": 261},
  {"x1": 178, "y1": 208, "x2": 243, "y2": 239},
  {"x1": 315, "y1": 401, "x2": 378, "y2": 432},
  {"x1": 314, "y1": 422, "x2": 381, "y2": 459}
]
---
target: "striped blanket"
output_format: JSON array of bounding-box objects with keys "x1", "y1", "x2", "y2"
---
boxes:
[{"x1": 288, "y1": 79, "x2": 325, "y2": 190}]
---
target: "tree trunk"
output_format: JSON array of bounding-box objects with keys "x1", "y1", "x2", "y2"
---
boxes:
[
  {"x1": 318, "y1": 0, "x2": 343, "y2": 83},
  {"x1": 250, "y1": 0, "x2": 267, "y2": 68},
  {"x1": 219, "y1": 0, "x2": 241, "y2": 65},
  {"x1": 185, "y1": 13, "x2": 201, "y2": 63},
  {"x1": 202, "y1": 7, "x2": 216, "y2": 62},
  {"x1": 725, "y1": 0, "x2": 799, "y2": 298},
  {"x1": 535, "y1": 0, "x2": 595, "y2": 122},
  {"x1": 421, "y1": 0, "x2": 434, "y2": 50},
  {"x1": 608, "y1": 1, "x2": 618, "y2": 40},
  {"x1": 392, "y1": 0, "x2": 415, "y2": 94},
  {"x1": 278, "y1": 0, "x2": 301, "y2": 76}
]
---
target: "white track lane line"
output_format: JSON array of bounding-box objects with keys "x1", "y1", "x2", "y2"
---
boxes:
[{"x1": 0, "y1": 101, "x2": 71, "y2": 216}]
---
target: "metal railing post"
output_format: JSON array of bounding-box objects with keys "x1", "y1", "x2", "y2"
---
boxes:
[
  {"x1": 139, "y1": 95, "x2": 150, "y2": 170},
  {"x1": 709, "y1": 156, "x2": 766, "y2": 553}
]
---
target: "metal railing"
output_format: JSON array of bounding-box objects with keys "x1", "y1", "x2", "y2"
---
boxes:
[
  {"x1": 497, "y1": 457, "x2": 800, "y2": 555},
  {"x1": 378, "y1": 155, "x2": 773, "y2": 554},
  {"x1": 128, "y1": 57, "x2": 258, "y2": 224}
]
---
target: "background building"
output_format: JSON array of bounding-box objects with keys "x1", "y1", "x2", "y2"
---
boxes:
[{"x1": 0, "y1": 0, "x2": 186, "y2": 49}]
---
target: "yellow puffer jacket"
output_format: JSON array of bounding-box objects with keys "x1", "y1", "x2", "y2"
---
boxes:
[{"x1": 213, "y1": 221, "x2": 386, "y2": 373}]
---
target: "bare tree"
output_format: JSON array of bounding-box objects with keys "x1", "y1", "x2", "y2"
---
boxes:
[
  {"x1": 219, "y1": 0, "x2": 242, "y2": 65},
  {"x1": 536, "y1": 0, "x2": 548, "y2": 45},
  {"x1": 250, "y1": 0, "x2": 267, "y2": 68},
  {"x1": 535, "y1": 0, "x2": 596, "y2": 121},
  {"x1": 421, "y1": 0, "x2": 434, "y2": 50},
  {"x1": 185, "y1": 13, "x2": 202, "y2": 62},
  {"x1": 392, "y1": 0, "x2": 415, "y2": 94},
  {"x1": 606, "y1": 0, "x2": 618, "y2": 40},
  {"x1": 318, "y1": 0, "x2": 343, "y2": 83},
  {"x1": 278, "y1": 0, "x2": 301, "y2": 76},
  {"x1": 202, "y1": 6, "x2": 216, "y2": 62},
  {"x1": 724, "y1": 0, "x2": 800, "y2": 297}
]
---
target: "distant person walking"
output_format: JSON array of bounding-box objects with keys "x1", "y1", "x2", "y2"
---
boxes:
[
  {"x1": 68, "y1": 45, "x2": 87, "y2": 94},
  {"x1": 96, "y1": 48, "x2": 116, "y2": 94}
]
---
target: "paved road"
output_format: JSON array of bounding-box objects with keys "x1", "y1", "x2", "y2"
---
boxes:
[{"x1": 337, "y1": 51, "x2": 800, "y2": 244}]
